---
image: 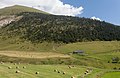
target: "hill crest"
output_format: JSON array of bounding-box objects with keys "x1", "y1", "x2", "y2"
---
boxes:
[{"x1": 0, "y1": 5, "x2": 49, "y2": 15}]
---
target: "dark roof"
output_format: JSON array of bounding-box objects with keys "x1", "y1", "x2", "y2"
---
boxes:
[{"x1": 73, "y1": 50, "x2": 84, "y2": 53}]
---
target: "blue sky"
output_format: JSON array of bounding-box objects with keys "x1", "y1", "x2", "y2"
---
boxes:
[{"x1": 62, "y1": 0, "x2": 120, "y2": 25}]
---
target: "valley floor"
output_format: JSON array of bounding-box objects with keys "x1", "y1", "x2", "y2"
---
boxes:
[
  {"x1": 0, "y1": 63, "x2": 119, "y2": 78},
  {"x1": 0, "y1": 63, "x2": 91, "y2": 78},
  {"x1": 0, "y1": 40, "x2": 120, "y2": 78}
]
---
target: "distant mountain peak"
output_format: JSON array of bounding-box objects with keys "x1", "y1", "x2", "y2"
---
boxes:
[{"x1": 0, "y1": 5, "x2": 49, "y2": 15}]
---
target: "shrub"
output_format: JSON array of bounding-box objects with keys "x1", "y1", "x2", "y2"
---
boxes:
[{"x1": 113, "y1": 67, "x2": 117, "y2": 70}]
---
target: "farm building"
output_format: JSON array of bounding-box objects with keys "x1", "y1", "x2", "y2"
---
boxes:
[{"x1": 72, "y1": 50, "x2": 84, "y2": 55}]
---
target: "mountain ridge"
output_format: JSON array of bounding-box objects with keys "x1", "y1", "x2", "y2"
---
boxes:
[{"x1": 0, "y1": 5, "x2": 120, "y2": 43}]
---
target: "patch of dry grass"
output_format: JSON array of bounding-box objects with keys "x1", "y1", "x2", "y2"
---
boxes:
[{"x1": 0, "y1": 51, "x2": 70, "y2": 59}]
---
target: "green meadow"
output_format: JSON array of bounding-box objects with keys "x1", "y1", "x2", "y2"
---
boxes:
[
  {"x1": 101, "y1": 72, "x2": 120, "y2": 78},
  {"x1": 0, "y1": 63, "x2": 94, "y2": 78},
  {"x1": 0, "y1": 38, "x2": 120, "y2": 78}
]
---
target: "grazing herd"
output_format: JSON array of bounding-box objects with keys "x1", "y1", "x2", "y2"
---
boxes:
[{"x1": 0, "y1": 61, "x2": 93, "y2": 78}]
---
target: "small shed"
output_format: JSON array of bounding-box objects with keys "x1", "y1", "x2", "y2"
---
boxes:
[{"x1": 72, "y1": 50, "x2": 84, "y2": 55}]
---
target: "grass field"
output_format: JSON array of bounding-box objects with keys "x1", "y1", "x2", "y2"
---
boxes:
[
  {"x1": 0, "y1": 63, "x2": 93, "y2": 78},
  {"x1": 0, "y1": 38, "x2": 120, "y2": 68},
  {"x1": 101, "y1": 71, "x2": 120, "y2": 78},
  {"x1": 1, "y1": 37, "x2": 120, "y2": 54},
  {"x1": 0, "y1": 37, "x2": 120, "y2": 77},
  {"x1": 0, "y1": 63, "x2": 119, "y2": 78}
]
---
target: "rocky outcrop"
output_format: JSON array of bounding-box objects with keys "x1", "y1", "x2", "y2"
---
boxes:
[{"x1": 0, "y1": 15, "x2": 22, "y2": 27}]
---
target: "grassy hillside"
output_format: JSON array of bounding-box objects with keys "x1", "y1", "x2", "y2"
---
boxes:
[
  {"x1": 0, "y1": 37, "x2": 120, "y2": 69},
  {"x1": 1, "y1": 37, "x2": 120, "y2": 54},
  {"x1": 0, "y1": 5, "x2": 49, "y2": 15},
  {"x1": 56, "y1": 41, "x2": 120, "y2": 54},
  {"x1": 0, "y1": 37, "x2": 61, "y2": 52}
]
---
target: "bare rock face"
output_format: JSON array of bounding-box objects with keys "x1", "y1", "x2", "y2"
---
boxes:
[{"x1": 0, "y1": 15, "x2": 22, "y2": 27}]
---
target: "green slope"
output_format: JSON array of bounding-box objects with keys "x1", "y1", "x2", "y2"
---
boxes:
[
  {"x1": 0, "y1": 5, "x2": 49, "y2": 15},
  {"x1": 0, "y1": 37, "x2": 120, "y2": 69}
]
